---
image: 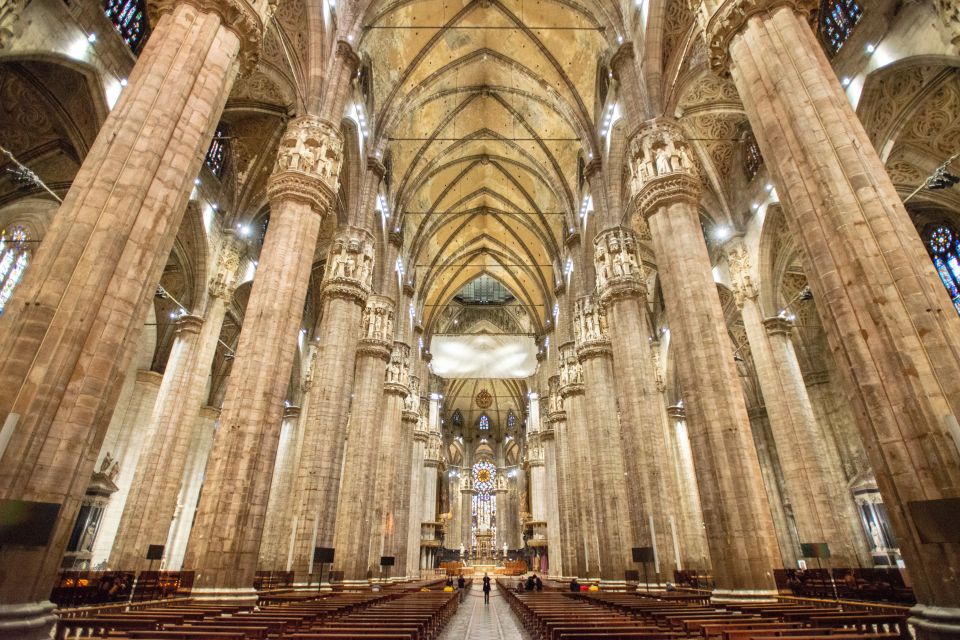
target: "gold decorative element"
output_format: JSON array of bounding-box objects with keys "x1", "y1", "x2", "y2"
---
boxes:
[{"x1": 475, "y1": 388, "x2": 492, "y2": 409}]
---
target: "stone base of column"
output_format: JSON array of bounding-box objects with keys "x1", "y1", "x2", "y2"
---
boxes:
[
  {"x1": 710, "y1": 589, "x2": 778, "y2": 603},
  {"x1": 636, "y1": 582, "x2": 666, "y2": 592},
  {"x1": 909, "y1": 605, "x2": 960, "y2": 640},
  {"x1": 292, "y1": 582, "x2": 332, "y2": 592},
  {"x1": 190, "y1": 587, "x2": 259, "y2": 605},
  {"x1": 0, "y1": 601, "x2": 58, "y2": 640},
  {"x1": 340, "y1": 579, "x2": 371, "y2": 589}
]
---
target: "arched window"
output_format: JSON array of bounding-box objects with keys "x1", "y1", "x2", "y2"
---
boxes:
[
  {"x1": 205, "y1": 124, "x2": 228, "y2": 178},
  {"x1": 927, "y1": 225, "x2": 960, "y2": 314},
  {"x1": 819, "y1": 0, "x2": 862, "y2": 56},
  {"x1": 743, "y1": 133, "x2": 763, "y2": 181},
  {"x1": 452, "y1": 409, "x2": 463, "y2": 428},
  {"x1": 506, "y1": 409, "x2": 516, "y2": 429},
  {"x1": 104, "y1": 0, "x2": 149, "y2": 52},
  {"x1": 0, "y1": 225, "x2": 31, "y2": 315},
  {"x1": 479, "y1": 414, "x2": 489, "y2": 430},
  {"x1": 471, "y1": 461, "x2": 497, "y2": 549}
]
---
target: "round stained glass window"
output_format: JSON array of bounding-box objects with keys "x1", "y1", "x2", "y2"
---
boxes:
[
  {"x1": 473, "y1": 460, "x2": 495, "y2": 492},
  {"x1": 930, "y1": 226, "x2": 952, "y2": 254}
]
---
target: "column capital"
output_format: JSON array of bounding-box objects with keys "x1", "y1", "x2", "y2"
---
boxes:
[
  {"x1": 595, "y1": 226, "x2": 647, "y2": 304},
  {"x1": 402, "y1": 409, "x2": 419, "y2": 424},
  {"x1": 282, "y1": 405, "x2": 301, "y2": 420},
  {"x1": 175, "y1": 314, "x2": 204, "y2": 335},
  {"x1": 267, "y1": 116, "x2": 343, "y2": 214},
  {"x1": 723, "y1": 235, "x2": 758, "y2": 308},
  {"x1": 628, "y1": 118, "x2": 701, "y2": 217},
  {"x1": 320, "y1": 226, "x2": 376, "y2": 304},
  {"x1": 608, "y1": 41, "x2": 636, "y2": 78},
  {"x1": 209, "y1": 232, "x2": 245, "y2": 300},
  {"x1": 149, "y1": 0, "x2": 272, "y2": 73},
  {"x1": 557, "y1": 342, "x2": 585, "y2": 396},
  {"x1": 701, "y1": 0, "x2": 817, "y2": 73},
  {"x1": 385, "y1": 341, "x2": 410, "y2": 388},
  {"x1": 933, "y1": 0, "x2": 960, "y2": 46},
  {"x1": 666, "y1": 405, "x2": 686, "y2": 420},
  {"x1": 763, "y1": 315, "x2": 795, "y2": 336},
  {"x1": 357, "y1": 295, "x2": 395, "y2": 360},
  {"x1": 574, "y1": 295, "x2": 611, "y2": 359},
  {"x1": 335, "y1": 38, "x2": 362, "y2": 74}
]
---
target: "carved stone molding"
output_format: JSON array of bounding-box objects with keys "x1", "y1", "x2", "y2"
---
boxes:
[
  {"x1": 763, "y1": 315, "x2": 794, "y2": 336},
  {"x1": 666, "y1": 405, "x2": 686, "y2": 420},
  {"x1": 595, "y1": 226, "x2": 646, "y2": 304},
  {"x1": 148, "y1": 0, "x2": 273, "y2": 74},
  {"x1": 702, "y1": 0, "x2": 817, "y2": 72},
  {"x1": 282, "y1": 405, "x2": 300, "y2": 420},
  {"x1": 384, "y1": 341, "x2": 410, "y2": 392},
  {"x1": 934, "y1": 0, "x2": 960, "y2": 45},
  {"x1": 557, "y1": 342, "x2": 585, "y2": 396},
  {"x1": 320, "y1": 226, "x2": 376, "y2": 304},
  {"x1": 402, "y1": 410, "x2": 419, "y2": 424},
  {"x1": 267, "y1": 115, "x2": 343, "y2": 212},
  {"x1": 0, "y1": 0, "x2": 26, "y2": 50},
  {"x1": 629, "y1": 118, "x2": 701, "y2": 216},
  {"x1": 175, "y1": 314, "x2": 204, "y2": 335}
]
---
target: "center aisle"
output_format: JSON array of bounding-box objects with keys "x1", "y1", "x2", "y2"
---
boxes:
[{"x1": 438, "y1": 581, "x2": 529, "y2": 639}]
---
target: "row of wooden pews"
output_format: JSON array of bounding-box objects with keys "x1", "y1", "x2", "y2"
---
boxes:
[
  {"x1": 56, "y1": 588, "x2": 459, "y2": 640},
  {"x1": 501, "y1": 582, "x2": 910, "y2": 640}
]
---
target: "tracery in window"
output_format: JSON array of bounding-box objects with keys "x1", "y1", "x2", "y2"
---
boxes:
[
  {"x1": 0, "y1": 225, "x2": 31, "y2": 315},
  {"x1": 927, "y1": 225, "x2": 960, "y2": 315},
  {"x1": 506, "y1": 409, "x2": 516, "y2": 429},
  {"x1": 819, "y1": 0, "x2": 862, "y2": 56},
  {"x1": 104, "y1": 0, "x2": 149, "y2": 52},
  {"x1": 479, "y1": 414, "x2": 490, "y2": 430},
  {"x1": 471, "y1": 460, "x2": 497, "y2": 549},
  {"x1": 452, "y1": 409, "x2": 463, "y2": 428},
  {"x1": 205, "y1": 124, "x2": 228, "y2": 178}
]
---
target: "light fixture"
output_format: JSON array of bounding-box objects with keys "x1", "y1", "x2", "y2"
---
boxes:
[
  {"x1": 841, "y1": 76, "x2": 852, "y2": 87},
  {"x1": 119, "y1": 78, "x2": 128, "y2": 87},
  {"x1": 194, "y1": 178, "x2": 201, "y2": 186},
  {"x1": 87, "y1": 33, "x2": 97, "y2": 43},
  {"x1": 865, "y1": 43, "x2": 876, "y2": 54},
  {"x1": 765, "y1": 183, "x2": 774, "y2": 192},
  {"x1": 713, "y1": 225, "x2": 731, "y2": 242}
]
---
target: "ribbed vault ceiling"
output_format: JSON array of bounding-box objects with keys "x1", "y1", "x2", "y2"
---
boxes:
[{"x1": 360, "y1": 0, "x2": 610, "y2": 334}]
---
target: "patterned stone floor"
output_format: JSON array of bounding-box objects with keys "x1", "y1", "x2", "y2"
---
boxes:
[{"x1": 438, "y1": 581, "x2": 529, "y2": 639}]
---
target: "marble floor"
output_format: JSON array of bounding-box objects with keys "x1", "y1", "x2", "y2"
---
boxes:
[{"x1": 438, "y1": 582, "x2": 529, "y2": 639}]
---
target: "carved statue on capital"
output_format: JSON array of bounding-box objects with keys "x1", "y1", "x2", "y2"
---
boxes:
[
  {"x1": 323, "y1": 228, "x2": 376, "y2": 302},
  {"x1": 595, "y1": 227, "x2": 645, "y2": 301},
  {"x1": 385, "y1": 342, "x2": 411, "y2": 387},
  {"x1": 361, "y1": 296, "x2": 395, "y2": 343},
  {"x1": 268, "y1": 115, "x2": 343, "y2": 212},
  {"x1": 208, "y1": 233, "x2": 244, "y2": 301},
  {"x1": 0, "y1": 0, "x2": 26, "y2": 50},
  {"x1": 629, "y1": 118, "x2": 701, "y2": 216},
  {"x1": 934, "y1": 0, "x2": 960, "y2": 45},
  {"x1": 405, "y1": 376, "x2": 421, "y2": 413},
  {"x1": 724, "y1": 237, "x2": 757, "y2": 309},
  {"x1": 699, "y1": 1, "x2": 818, "y2": 72},
  {"x1": 574, "y1": 296, "x2": 608, "y2": 347}
]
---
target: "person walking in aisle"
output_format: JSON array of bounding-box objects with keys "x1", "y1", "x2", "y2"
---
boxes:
[{"x1": 482, "y1": 574, "x2": 491, "y2": 604}]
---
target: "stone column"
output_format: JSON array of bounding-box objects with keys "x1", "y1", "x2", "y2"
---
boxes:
[
  {"x1": 407, "y1": 417, "x2": 428, "y2": 576},
  {"x1": 631, "y1": 117, "x2": 780, "y2": 597},
  {"x1": 726, "y1": 236, "x2": 869, "y2": 567},
  {"x1": 165, "y1": 406, "x2": 219, "y2": 570},
  {"x1": 574, "y1": 296, "x2": 634, "y2": 583},
  {"x1": 392, "y1": 383, "x2": 420, "y2": 579},
  {"x1": 558, "y1": 342, "x2": 597, "y2": 578},
  {"x1": 184, "y1": 115, "x2": 341, "y2": 601},
  {"x1": 665, "y1": 405, "x2": 711, "y2": 571},
  {"x1": 0, "y1": 0, "x2": 265, "y2": 628},
  {"x1": 459, "y1": 469, "x2": 474, "y2": 557},
  {"x1": 542, "y1": 386, "x2": 568, "y2": 578},
  {"x1": 369, "y1": 342, "x2": 410, "y2": 578},
  {"x1": 91, "y1": 370, "x2": 164, "y2": 566},
  {"x1": 703, "y1": 0, "x2": 960, "y2": 623},
  {"x1": 287, "y1": 225, "x2": 375, "y2": 585},
  {"x1": 111, "y1": 236, "x2": 242, "y2": 571},
  {"x1": 331, "y1": 295, "x2": 394, "y2": 584},
  {"x1": 595, "y1": 226, "x2": 681, "y2": 584},
  {"x1": 527, "y1": 436, "x2": 546, "y2": 522},
  {"x1": 258, "y1": 405, "x2": 302, "y2": 570},
  {"x1": 421, "y1": 434, "x2": 441, "y2": 569}
]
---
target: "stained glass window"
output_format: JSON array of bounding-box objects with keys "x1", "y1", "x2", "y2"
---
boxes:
[
  {"x1": 206, "y1": 124, "x2": 228, "y2": 178},
  {"x1": 819, "y1": 0, "x2": 862, "y2": 56},
  {"x1": 927, "y1": 225, "x2": 960, "y2": 315},
  {"x1": 507, "y1": 410, "x2": 516, "y2": 429},
  {"x1": 471, "y1": 461, "x2": 497, "y2": 549},
  {"x1": 104, "y1": 0, "x2": 149, "y2": 52},
  {"x1": 479, "y1": 414, "x2": 489, "y2": 430},
  {"x1": 0, "y1": 225, "x2": 31, "y2": 315},
  {"x1": 744, "y1": 133, "x2": 763, "y2": 181},
  {"x1": 452, "y1": 409, "x2": 463, "y2": 428}
]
